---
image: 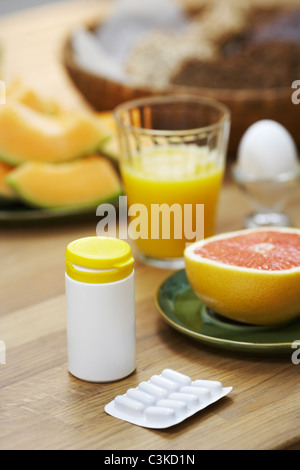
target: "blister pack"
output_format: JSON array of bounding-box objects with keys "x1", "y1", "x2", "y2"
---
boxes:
[{"x1": 105, "y1": 368, "x2": 232, "y2": 429}]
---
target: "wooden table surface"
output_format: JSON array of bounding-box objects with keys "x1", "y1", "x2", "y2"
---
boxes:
[{"x1": 1, "y1": 0, "x2": 300, "y2": 451}]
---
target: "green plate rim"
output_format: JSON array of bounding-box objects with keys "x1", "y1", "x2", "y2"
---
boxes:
[
  {"x1": 0, "y1": 193, "x2": 121, "y2": 224},
  {"x1": 0, "y1": 205, "x2": 94, "y2": 222},
  {"x1": 155, "y1": 269, "x2": 297, "y2": 355}
]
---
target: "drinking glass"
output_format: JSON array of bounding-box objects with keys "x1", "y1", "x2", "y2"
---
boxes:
[{"x1": 114, "y1": 94, "x2": 230, "y2": 268}]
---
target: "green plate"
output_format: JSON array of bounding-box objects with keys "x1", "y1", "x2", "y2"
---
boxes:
[
  {"x1": 156, "y1": 269, "x2": 300, "y2": 355},
  {"x1": 0, "y1": 204, "x2": 95, "y2": 224},
  {"x1": 0, "y1": 193, "x2": 120, "y2": 226}
]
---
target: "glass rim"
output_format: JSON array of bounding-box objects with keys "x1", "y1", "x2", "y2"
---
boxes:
[{"x1": 113, "y1": 93, "x2": 231, "y2": 137}]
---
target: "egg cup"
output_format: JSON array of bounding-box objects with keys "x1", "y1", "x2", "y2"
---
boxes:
[{"x1": 232, "y1": 163, "x2": 300, "y2": 228}]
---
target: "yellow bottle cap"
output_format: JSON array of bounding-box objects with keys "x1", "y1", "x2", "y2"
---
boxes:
[{"x1": 65, "y1": 236, "x2": 134, "y2": 283}]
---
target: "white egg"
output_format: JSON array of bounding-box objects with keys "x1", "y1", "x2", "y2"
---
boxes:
[{"x1": 237, "y1": 120, "x2": 299, "y2": 178}]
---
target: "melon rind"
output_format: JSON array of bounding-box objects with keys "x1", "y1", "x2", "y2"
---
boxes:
[
  {"x1": 5, "y1": 156, "x2": 122, "y2": 211},
  {"x1": 0, "y1": 161, "x2": 18, "y2": 205}
]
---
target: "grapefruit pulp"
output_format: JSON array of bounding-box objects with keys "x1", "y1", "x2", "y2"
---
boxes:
[{"x1": 184, "y1": 228, "x2": 300, "y2": 325}]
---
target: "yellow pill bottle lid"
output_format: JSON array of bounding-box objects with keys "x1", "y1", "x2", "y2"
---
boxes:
[{"x1": 66, "y1": 236, "x2": 134, "y2": 283}]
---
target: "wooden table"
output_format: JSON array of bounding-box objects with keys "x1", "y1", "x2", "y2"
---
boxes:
[{"x1": 1, "y1": 0, "x2": 300, "y2": 451}]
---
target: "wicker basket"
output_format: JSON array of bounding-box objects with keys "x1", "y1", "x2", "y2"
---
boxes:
[{"x1": 62, "y1": 20, "x2": 299, "y2": 154}]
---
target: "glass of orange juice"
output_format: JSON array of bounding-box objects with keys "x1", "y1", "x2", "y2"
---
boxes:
[{"x1": 114, "y1": 94, "x2": 230, "y2": 269}]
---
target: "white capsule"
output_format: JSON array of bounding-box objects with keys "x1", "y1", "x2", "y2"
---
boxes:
[
  {"x1": 145, "y1": 406, "x2": 175, "y2": 425},
  {"x1": 193, "y1": 380, "x2": 223, "y2": 395},
  {"x1": 150, "y1": 375, "x2": 180, "y2": 392},
  {"x1": 162, "y1": 369, "x2": 192, "y2": 386},
  {"x1": 126, "y1": 388, "x2": 156, "y2": 407},
  {"x1": 157, "y1": 399, "x2": 187, "y2": 418},
  {"x1": 138, "y1": 381, "x2": 168, "y2": 399},
  {"x1": 114, "y1": 395, "x2": 145, "y2": 417},
  {"x1": 169, "y1": 392, "x2": 199, "y2": 410},
  {"x1": 180, "y1": 386, "x2": 210, "y2": 402}
]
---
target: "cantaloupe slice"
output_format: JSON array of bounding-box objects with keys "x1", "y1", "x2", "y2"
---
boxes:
[
  {"x1": 0, "y1": 102, "x2": 109, "y2": 165},
  {"x1": 6, "y1": 80, "x2": 61, "y2": 115},
  {"x1": 97, "y1": 111, "x2": 120, "y2": 161},
  {"x1": 6, "y1": 155, "x2": 122, "y2": 210},
  {"x1": 0, "y1": 161, "x2": 18, "y2": 205}
]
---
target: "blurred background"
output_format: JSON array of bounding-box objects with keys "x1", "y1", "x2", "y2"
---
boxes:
[
  {"x1": 0, "y1": 0, "x2": 72, "y2": 15},
  {"x1": 0, "y1": 0, "x2": 299, "y2": 226}
]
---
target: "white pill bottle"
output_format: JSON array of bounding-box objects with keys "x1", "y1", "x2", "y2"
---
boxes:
[{"x1": 65, "y1": 236, "x2": 135, "y2": 382}]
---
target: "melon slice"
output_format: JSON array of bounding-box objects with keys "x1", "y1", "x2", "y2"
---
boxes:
[
  {"x1": 7, "y1": 80, "x2": 61, "y2": 115},
  {"x1": 97, "y1": 111, "x2": 120, "y2": 161},
  {"x1": 0, "y1": 161, "x2": 18, "y2": 205},
  {"x1": 6, "y1": 155, "x2": 122, "y2": 210},
  {"x1": 0, "y1": 102, "x2": 109, "y2": 165}
]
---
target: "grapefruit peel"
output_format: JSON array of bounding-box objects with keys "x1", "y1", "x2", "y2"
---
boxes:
[{"x1": 184, "y1": 228, "x2": 300, "y2": 326}]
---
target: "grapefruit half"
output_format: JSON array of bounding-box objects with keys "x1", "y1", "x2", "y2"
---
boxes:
[{"x1": 184, "y1": 227, "x2": 300, "y2": 325}]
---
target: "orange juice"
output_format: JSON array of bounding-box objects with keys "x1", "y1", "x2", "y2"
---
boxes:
[{"x1": 121, "y1": 145, "x2": 224, "y2": 259}]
